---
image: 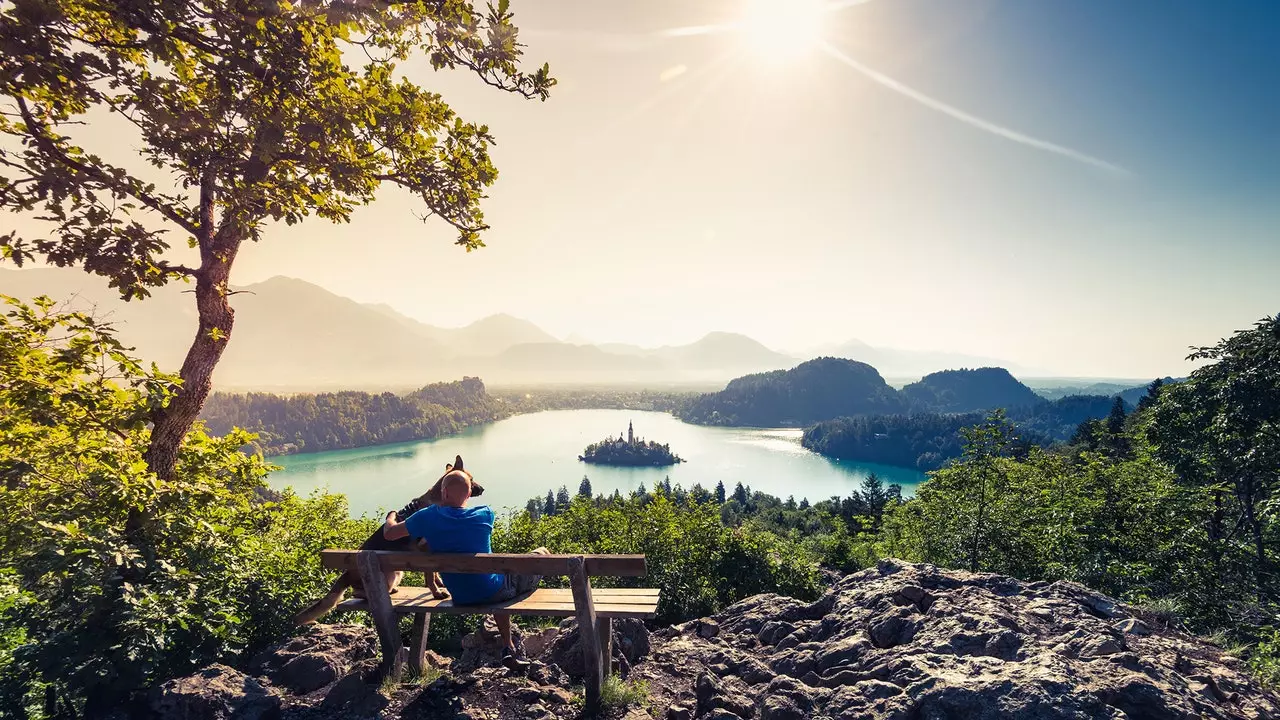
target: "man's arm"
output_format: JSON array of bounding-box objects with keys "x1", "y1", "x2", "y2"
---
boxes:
[{"x1": 383, "y1": 510, "x2": 409, "y2": 541}]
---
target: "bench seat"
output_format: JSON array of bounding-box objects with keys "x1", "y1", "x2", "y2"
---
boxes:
[{"x1": 339, "y1": 586, "x2": 659, "y2": 618}]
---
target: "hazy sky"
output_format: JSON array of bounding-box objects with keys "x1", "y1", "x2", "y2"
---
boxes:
[{"x1": 8, "y1": 0, "x2": 1280, "y2": 377}]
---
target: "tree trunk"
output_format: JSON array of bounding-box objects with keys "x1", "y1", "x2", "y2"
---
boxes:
[
  {"x1": 144, "y1": 249, "x2": 239, "y2": 479},
  {"x1": 144, "y1": 172, "x2": 241, "y2": 480}
]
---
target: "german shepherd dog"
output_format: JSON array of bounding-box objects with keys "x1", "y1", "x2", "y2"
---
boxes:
[{"x1": 293, "y1": 455, "x2": 482, "y2": 625}]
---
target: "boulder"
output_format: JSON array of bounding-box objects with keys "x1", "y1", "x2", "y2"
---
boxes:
[
  {"x1": 628, "y1": 561, "x2": 1279, "y2": 720},
  {"x1": 247, "y1": 624, "x2": 376, "y2": 694},
  {"x1": 546, "y1": 618, "x2": 652, "y2": 678},
  {"x1": 150, "y1": 665, "x2": 280, "y2": 720}
]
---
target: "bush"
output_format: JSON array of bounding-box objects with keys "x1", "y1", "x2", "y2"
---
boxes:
[
  {"x1": 492, "y1": 493, "x2": 822, "y2": 623},
  {"x1": 0, "y1": 296, "x2": 375, "y2": 715}
]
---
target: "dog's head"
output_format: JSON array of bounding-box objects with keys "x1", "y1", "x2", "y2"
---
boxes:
[{"x1": 418, "y1": 454, "x2": 484, "y2": 506}]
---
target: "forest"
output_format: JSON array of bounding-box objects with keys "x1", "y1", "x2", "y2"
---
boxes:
[
  {"x1": 803, "y1": 394, "x2": 1136, "y2": 470},
  {"x1": 200, "y1": 378, "x2": 508, "y2": 456}
]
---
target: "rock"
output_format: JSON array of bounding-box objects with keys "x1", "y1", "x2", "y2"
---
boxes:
[
  {"x1": 523, "y1": 627, "x2": 560, "y2": 657},
  {"x1": 1114, "y1": 618, "x2": 1152, "y2": 636},
  {"x1": 248, "y1": 624, "x2": 377, "y2": 694},
  {"x1": 898, "y1": 585, "x2": 925, "y2": 602},
  {"x1": 756, "y1": 621, "x2": 795, "y2": 646},
  {"x1": 626, "y1": 561, "x2": 1278, "y2": 720},
  {"x1": 699, "y1": 619, "x2": 721, "y2": 639},
  {"x1": 150, "y1": 664, "x2": 280, "y2": 720},
  {"x1": 547, "y1": 618, "x2": 652, "y2": 678}
]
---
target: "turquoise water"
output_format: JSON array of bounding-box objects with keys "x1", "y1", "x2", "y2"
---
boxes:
[{"x1": 270, "y1": 409, "x2": 927, "y2": 518}]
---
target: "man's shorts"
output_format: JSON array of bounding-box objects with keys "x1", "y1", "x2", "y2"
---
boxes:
[
  {"x1": 484, "y1": 546, "x2": 548, "y2": 603},
  {"x1": 487, "y1": 570, "x2": 543, "y2": 603}
]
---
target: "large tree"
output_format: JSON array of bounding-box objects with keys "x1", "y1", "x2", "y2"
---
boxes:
[
  {"x1": 1148, "y1": 314, "x2": 1280, "y2": 602},
  {"x1": 0, "y1": 0, "x2": 553, "y2": 479}
]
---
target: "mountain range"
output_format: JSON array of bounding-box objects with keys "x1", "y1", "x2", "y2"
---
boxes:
[{"x1": 3, "y1": 268, "x2": 1030, "y2": 389}]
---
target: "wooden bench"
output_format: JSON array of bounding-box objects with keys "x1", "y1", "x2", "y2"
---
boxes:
[{"x1": 319, "y1": 549, "x2": 659, "y2": 711}]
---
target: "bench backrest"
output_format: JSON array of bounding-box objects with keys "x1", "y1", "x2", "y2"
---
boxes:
[{"x1": 320, "y1": 550, "x2": 647, "y2": 577}]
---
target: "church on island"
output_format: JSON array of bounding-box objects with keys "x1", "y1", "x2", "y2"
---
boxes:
[{"x1": 578, "y1": 421, "x2": 685, "y2": 467}]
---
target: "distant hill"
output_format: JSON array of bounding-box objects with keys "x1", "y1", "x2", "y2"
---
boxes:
[
  {"x1": 902, "y1": 368, "x2": 1043, "y2": 413},
  {"x1": 0, "y1": 268, "x2": 797, "y2": 388},
  {"x1": 679, "y1": 357, "x2": 905, "y2": 426},
  {"x1": 652, "y1": 332, "x2": 794, "y2": 371}
]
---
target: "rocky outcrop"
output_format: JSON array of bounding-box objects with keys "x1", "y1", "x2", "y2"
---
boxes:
[
  {"x1": 149, "y1": 664, "x2": 280, "y2": 720},
  {"x1": 147, "y1": 561, "x2": 1277, "y2": 720},
  {"x1": 633, "y1": 559, "x2": 1278, "y2": 720}
]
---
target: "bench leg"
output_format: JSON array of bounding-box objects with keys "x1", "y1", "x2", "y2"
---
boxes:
[
  {"x1": 568, "y1": 556, "x2": 603, "y2": 713},
  {"x1": 356, "y1": 550, "x2": 404, "y2": 683},
  {"x1": 409, "y1": 613, "x2": 431, "y2": 675},
  {"x1": 596, "y1": 617, "x2": 613, "y2": 677}
]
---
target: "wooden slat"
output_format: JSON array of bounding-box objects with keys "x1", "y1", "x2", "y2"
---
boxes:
[
  {"x1": 338, "y1": 586, "x2": 659, "y2": 619},
  {"x1": 320, "y1": 550, "x2": 647, "y2": 577}
]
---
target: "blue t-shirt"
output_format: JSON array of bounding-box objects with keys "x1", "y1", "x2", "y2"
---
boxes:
[{"x1": 403, "y1": 504, "x2": 503, "y2": 604}]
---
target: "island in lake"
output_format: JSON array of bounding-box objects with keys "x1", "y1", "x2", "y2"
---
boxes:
[{"x1": 579, "y1": 420, "x2": 685, "y2": 466}]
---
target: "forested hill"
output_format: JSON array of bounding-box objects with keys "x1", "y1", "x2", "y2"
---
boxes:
[
  {"x1": 902, "y1": 367, "x2": 1042, "y2": 412},
  {"x1": 201, "y1": 378, "x2": 507, "y2": 456},
  {"x1": 803, "y1": 394, "x2": 1136, "y2": 470},
  {"x1": 678, "y1": 357, "x2": 906, "y2": 426}
]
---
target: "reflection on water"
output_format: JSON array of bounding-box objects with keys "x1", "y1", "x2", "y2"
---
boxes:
[{"x1": 271, "y1": 410, "x2": 927, "y2": 518}]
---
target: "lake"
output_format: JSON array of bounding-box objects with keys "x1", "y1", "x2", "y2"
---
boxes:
[{"x1": 270, "y1": 409, "x2": 927, "y2": 518}]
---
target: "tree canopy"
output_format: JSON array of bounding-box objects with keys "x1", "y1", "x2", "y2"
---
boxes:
[{"x1": 0, "y1": 0, "x2": 553, "y2": 479}]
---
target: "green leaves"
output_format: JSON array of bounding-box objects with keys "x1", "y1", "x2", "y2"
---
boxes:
[{"x1": 0, "y1": 296, "x2": 374, "y2": 711}]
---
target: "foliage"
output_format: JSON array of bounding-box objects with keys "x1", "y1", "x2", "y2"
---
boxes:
[
  {"x1": 680, "y1": 357, "x2": 905, "y2": 426},
  {"x1": 0, "y1": 296, "x2": 375, "y2": 715},
  {"x1": 0, "y1": 0, "x2": 553, "y2": 480},
  {"x1": 1146, "y1": 314, "x2": 1280, "y2": 626},
  {"x1": 803, "y1": 413, "x2": 980, "y2": 471},
  {"x1": 493, "y1": 492, "x2": 821, "y2": 623},
  {"x1": 201, "y1": 378, "x2": 505, "y2": 455},
  {"x1": 598, "y1": 674, "x2": 648, "y2": 711},
  {"x1": 1250, "y1": 628, "x2": 1280, "y2": 690},
  {"x1": 901, "y1": 367, "x2": 1042, "y2": 413}
]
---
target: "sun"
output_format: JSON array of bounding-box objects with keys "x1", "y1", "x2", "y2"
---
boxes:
[{"x1": 737, "y1": 0, "x2": 827, "y2": 62}]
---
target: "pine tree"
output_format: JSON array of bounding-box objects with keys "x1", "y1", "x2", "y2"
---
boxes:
[
  {"x1": 1107, "y1": 397, "x2": 1128, "y2": 436},
  {"x1": 543, "y1": 490, "x2": 556, "y2": 517},
  {"x1": 732, "y1": 481, "x2": 749, "y2": 506},
  {"x1": 798, "y1": 498, "x2": 811, "y2": 510},
  {"x1": 1137, "y1": 378, "x2": 1166, "y2": 411},
  {"x1": 661, "y1": 476, "x2": 673, "y2": 496},
  {"x1": 556, "y1": 485, "x2": 571, "y2": 509},
  {"x1": 714, "y1": 480, "x2": 727, "y2": 504},
  {"x1": 578, "y1": 475, "x2": 593, "y2": 497}
]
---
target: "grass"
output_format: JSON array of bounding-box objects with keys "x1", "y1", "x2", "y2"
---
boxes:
[
  {"x1": 599, "y1": 674, "x2": 649, "y2": 710},
  {"x1": 1136, "y1": 596, "x2": 1183, "y2": 628},
  {"x1": 379, "y1": 664, "x2": 447, "y2": 695}
]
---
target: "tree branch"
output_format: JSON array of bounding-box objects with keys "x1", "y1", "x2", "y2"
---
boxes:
[{"x1": 15, "y1": 97, "x2": 200, "y2": 238}]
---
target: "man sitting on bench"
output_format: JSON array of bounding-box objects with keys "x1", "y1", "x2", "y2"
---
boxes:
[{"x1": 383, "y1": 468, "x2": 547, "y2": 669}]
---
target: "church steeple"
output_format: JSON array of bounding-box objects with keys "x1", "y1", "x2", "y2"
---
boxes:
[{"x1": 628, "y1": 420, "x2": 634, "y2": 444}]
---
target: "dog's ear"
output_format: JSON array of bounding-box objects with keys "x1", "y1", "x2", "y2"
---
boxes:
[
  {"x1": 453, "y1": 455, "x2": 464, "y2": 472},
  {"x1": 470, "y1": 479, "x2": 485, "y2": 497}
]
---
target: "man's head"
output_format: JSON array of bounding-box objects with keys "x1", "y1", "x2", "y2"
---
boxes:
[{"x1": 439, "y1": 469, "x2": 473, "y2": 507}]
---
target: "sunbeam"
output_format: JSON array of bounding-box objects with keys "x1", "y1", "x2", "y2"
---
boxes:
[{"x1": 818, "y1": 40, "x2": 1130, "y2": 175}]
